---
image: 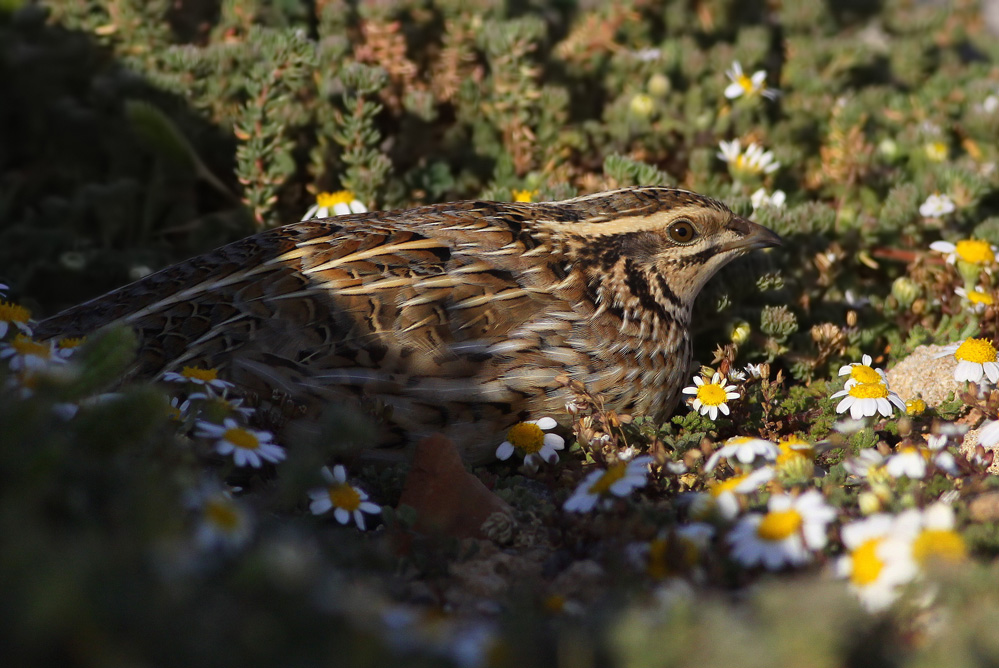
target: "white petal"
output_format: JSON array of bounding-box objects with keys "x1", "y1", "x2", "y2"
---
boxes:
[
  {"x1": 310, "y1": 497, "x2": 333, "y2": 515},
  {"x1": 334, "y1": 507, "x2": 350, "y2": 525},
  {"x1": 724, "y1": 82, "x2": 744, "y2": 99},
  {"x1": 543, "y1": 433, "x2": 565, "y2": 450},
  {"x1": 496, "y1": 441, "x2": 515, "y2": 460},
  {"x1": 532, "y1": 417, "x2": 558, "y2": 430}
]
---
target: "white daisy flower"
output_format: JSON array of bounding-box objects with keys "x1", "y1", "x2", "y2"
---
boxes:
[
  {"x1": 54, "y1": 336, "x2": 86, "y2": 358},
  {"x1": 896, "y1": 503, "x2": 967, "y2": 568},
  {"x1": 727, "y1": 490, "x2": 836, "y2": 570},
  {"x1": 837, "y1": 354, "x2": 888, "y2": 389},
  {"x1": 0, "y1": 299, "x2": 32, "y2": 339},
  {"x1": 195, "y1": 418, "x2": 286, "y2": 468},
  {"x1": 842, "y1": 448, "x2": 886, "y2": 480},
  {"x1": 167, "y1": 396, "x2": 195, "y2": 422},
  {"x1": 186, "y1": 482, "x2": 253, "y2": 551},
  {"x1": 955, "y1": 286, "x2": 994, "y2": 313},
  {"x1": 884, "y1": 445, "x2": 930, "y2": 479},
  {"x1": 929, "y1": 238, "x2": 996, "y2": 266},
  {"x1": 884, "y1": 439, "x2": 957, "y2": 479},
  {"x1": 717, "y1": 139, "x2": 781, "y2": 178},
  {"x1": 196, "y1": 494, "x2": 253, "y2": 550},
  {"x1": 919, "y1": 193, "x2": 956, "y2": 218},
  {"x1": 308, "y1": 465, "x2": 382, "y2": 529},
  {"x1": 496, "y1": 417, "x2": 565, "y2": 470},
  {"x1": 836, "y1": 514, "x2": 918, "y2": 612},
  {"x1": 704, "y1": 436, "x2": 778, "y2": 472},
  {"x1": 563, "y1": 456, "x2": 654, "y2": 513},
  {"x1": 744, "y1": 363, "x2": 766, "y2": 379},
  {"x1": 750, "y1": 187, "x2": 786, "y2": 211},
  {"x1": 830, "y1": 381, "x2": 906, "y2": 420},
  {"x1": 704, "y1": 467, "x2": 775, "y2": 520},
  {"x1": 302, "y1": 190, "x2": 367, "y2": 220},
  {"x1": 162, "y1": 365, "x2": 235, "y2": 394},
  {"x1": 682, "y1": 372, "x2": 740, "y2": 420},
  {"x1": 0, "y1": 335, "x2": 65, "y2": 371},
  {"x1": 934, "y1": 337, "x2": 999, "y2": 384},
  {"x1": 723, "y1": 61, "x2": 779, "y2": 100}
]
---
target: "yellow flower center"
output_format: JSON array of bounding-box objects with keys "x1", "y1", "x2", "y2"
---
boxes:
[
  {"x1": 588, "y1": 462, "x2": 627, "y2": 495},
  {"x1": 223, "y1": 428, "x2": 260, "y2": 450},
  {"x1": 912, "y1": 529, "x2": 966, "y2": 565},
  {"x1": 507, "y1": 422, "x2": 545, "y2": 454},
  {"x1": 850, "y1": 538, "x2": 884, "y2": 586},
  {"x1": 205, "y1": 499, "x2": 241, "y2": 531},
  {"x1": 954, "y1": 337, "x2": 998, "y2": 364},
  {"x1": 756, "y1": 509, "x2": 803, "y2": 542},
  {"x1": 966, "y1": 290, "x2": 994, "y2": 305},
  {"x1": 849, "y1": 365, "x2": 882, "y2": 384},
  {"x1": 182, "y1": 366, "x2": 220, "y2": 382},
  {"x1": 848, "y1": 382, "x2": 889, "y2": 399},
  {"x1": 57, "y1": 337, "x2": 85, "y2": 350},
  {"x1": 905, "y1": 398, "x2": 926, "y2": 415},
  {"x1": 512, "y1": 189, "x2": 537, "y2": 203},
  {"x1": 696, "y1": 382, "x2": 729, "y2": 406},
  {"x1": 737, "y1": 73, "x2": 755, "y2": 93},
  {"x1": 709, "y1": 472, "x2": 755, "y2": 497},
  {"x1": 955, "y1": 240, "x2": 995, "y2": 264},
  {"x1": 328, "y1": 483, "x2": 361, "y2": 511},
  {"x1": 925, "y1": 141, "x2": 948, "y2": 161},
  {"x1": 0, "y1": 300, "x2": 30, "y2": 324},
  {"x1": 10, "y1": 335, "x2": 51, "y2": 359},
  {"x1": 776, "y1": 436, "x2": 814, "y2": 465},
  {"x1": 316, "y1": 190, "x2": 357, "y2": 208},
  {"x1": 897, "y1": 445, "x2": 931, "y2": 461}
]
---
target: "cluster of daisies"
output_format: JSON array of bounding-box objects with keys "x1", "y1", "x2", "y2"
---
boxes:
[
  {"x1": 0, "y1": 288, "x2": 382, "y2": 553},
  {"x1": 164, "y1": 365, "x2": 384, "y2": 546}
]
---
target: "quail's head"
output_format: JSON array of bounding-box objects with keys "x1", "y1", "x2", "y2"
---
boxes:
[{"x1": 548, "y1": 187, "x2": 781, "y2": 318}]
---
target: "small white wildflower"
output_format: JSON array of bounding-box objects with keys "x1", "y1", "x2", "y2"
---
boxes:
[
  {"x1": 162, "y1": 365, "x2": 235, "y2": 393},
  {"x1": 563, "y1": 456, "x2": 653, "y2": 513},
  {"x1": 195, "y1": 418, "x2": 286, "y2": 468},
  {"x1": 727, "y1": 490, "x2": 836, "y2": 570},
  {"x1": 723, "y1": 61, "x2": 779, "y2": 100},
  {"x1": 308, "y1": 465, "x2": 381, "y2": 529},
  {"x1": 838, "y1": 354, "x2": 888, "y2": 389},
  {"x1": 681, "y1": 372, "x2": 740, "y2": 420},
  {"x1": 704, "y1": 436, "x2": 779, "y2": 472},
  {"x1": 302, "y1": 190, "x2": 367, "y2": 220},
  {"x1": 920, "y1": 193, "x2": 956, "y2": 218},
  {"x1": 934, "y1": 337, "x2": 999, "y2": 384},
  {"x1": 496, "y1": 417, "x2": 565, "y2": 470},
  {"x1": 830, "y1": 382, "x2": 906, "y2": 420}
]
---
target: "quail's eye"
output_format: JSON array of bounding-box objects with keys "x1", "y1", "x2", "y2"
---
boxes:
[{"x1": 667, "y1": 220, "x2": 697, "y2": 244}]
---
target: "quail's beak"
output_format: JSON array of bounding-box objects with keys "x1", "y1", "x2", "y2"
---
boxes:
[{"x1": 719, "y1": 216, "x2": 783, "y2": 253}]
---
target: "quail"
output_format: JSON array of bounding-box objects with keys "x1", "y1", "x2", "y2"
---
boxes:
[{"x1": 35, "y1": 187, "x2": 781, "y2": 464}]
